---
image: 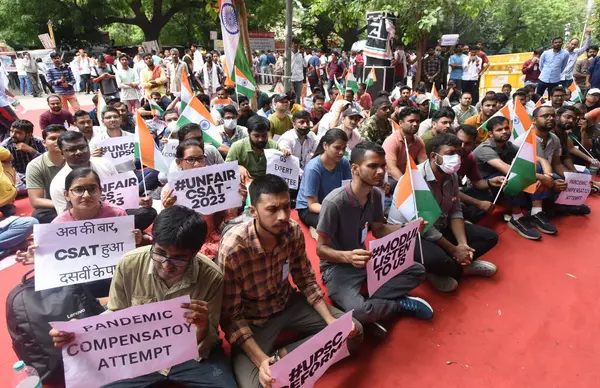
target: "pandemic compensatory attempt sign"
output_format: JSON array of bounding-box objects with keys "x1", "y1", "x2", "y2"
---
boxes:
[
  {"x1": 50, "y1": 295, "x2": 199, "y2": 388},
  {"x1": 33, "y1": 216, "x2": 136, "y2": 291},
  {"x1": 168, "y1": 161, "x2": 242, "y2": 215}
]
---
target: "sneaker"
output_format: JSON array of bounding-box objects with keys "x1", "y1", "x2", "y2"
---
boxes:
[
  {"x1": 309, "y1": 226, "x2": 318, "y2": 240},
  {"x1": 530, "y1": 212, "x2": 557, "y2": 234},
  {"x1": 426, "y1": 273, "x2": 458, "y2": 292},
  {"x1": 398, "y1": 296, "x2": 434, "y2": 320},
  {"x1": 508, "y1": 216, "x2": 542, "y2": 240},
  {"x1": 463, "y1": 260, "x2": 497, "y2": 277}
]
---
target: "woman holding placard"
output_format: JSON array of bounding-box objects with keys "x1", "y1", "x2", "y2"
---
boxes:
[
  {"x1": 161, "y1": 139, "x2": 248, "y2": 259},
  {"x1": 16, "y1": 168, "x2": 145, "y2": 296}
]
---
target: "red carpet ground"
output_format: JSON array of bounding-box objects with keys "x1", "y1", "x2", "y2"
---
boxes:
[{"x1": 1, "y1": 107, "x2": 599, "y2": 387}]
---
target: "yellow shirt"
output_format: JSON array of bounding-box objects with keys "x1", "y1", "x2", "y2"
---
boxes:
[
  {"x1": 140, "y1": 66, "x2": 168, "y2": 99},
  {"x1": 290, "y1": 103, "x2": 303, "y2": 115},
  {"x1": 0, "y1": 147, "x2": 16, "y2": 207},
  {"x1": 464, "y1": 114, "x2": 489, "y2": 145}
]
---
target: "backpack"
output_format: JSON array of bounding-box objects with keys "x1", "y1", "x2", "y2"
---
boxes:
[{"x1": 6, "y1": 270, "x2": 104, "y2": 384}]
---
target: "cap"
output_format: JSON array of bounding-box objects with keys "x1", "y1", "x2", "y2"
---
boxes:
[
  {"x1": 342, "y1": 108, "x2": 364, "y2": 118},
  {"x1": 105, "y1": 96, "x2": 120, "y2": 103},
  {"x1": 13, "y1": 361, "x2": 25, "y2": 371},
  {"x1": 415, "y1": 95, "x2": 430, "y2": 105},
  {"x1": 587, "y1": 88, "x2": 600, "y2": 96},
  {"x1": 273, "y1": 93, "x2": 290, "y2": 103}
]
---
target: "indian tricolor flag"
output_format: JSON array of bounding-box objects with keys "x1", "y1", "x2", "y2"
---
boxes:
[
  {"x1": 334, "y1": 76, "x2": 345, "y2": 94},
  {"x1": 568, "y1": 80, "x2": 584, "y2": 103},
  {"x1": 430, "y1": 84, "x2": 440, "y2": 111},
  {"x1": 511, "y1": 98, "x2": 532, "y2": 139},
  {"x1": 134, "y1": 113, "x2": 169, "y2": 174},
  {"x1": 346, "y1": 72, "x2": 359, "y2": 93},
  {"x1": 180, "y1": 70, "x2": 194, "y2": 111},
  {"x1": 394, "y1": 155, "x2": 441, "y2": 233},
  {"x1": 149, "y1": 99, "x2": 165, "y2": 117},
  {"x1": 365, "y1": 68, "x2": 376, "y2": 88},
  {"x1": 176, "y1": 95, "x2": 223, "y2": 148},
  {"x1": 535, "y1": 98, "x2": 543, "y2": 109},
  {"x1": 233, "y1": 42, "x2": 257, "y2": 98},
  {"x1": 480, "y1": 104, "x2": 511, "y2": 132},
  {"x1": 392, "y1": 120, "x2": 401, "y2": 131},
  {"x1": 504, "y1": 128, "x2": 538, "y2": 195}
]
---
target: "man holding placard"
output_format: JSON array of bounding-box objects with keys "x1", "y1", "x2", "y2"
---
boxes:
[
  {"x1": 316, "y1": 142, "x2": 432, "y2": 327},
  {"x1": 88, "y1": 107, "x2": 136, "y2": 173},
  {"x1": 49, "y1": 206, "x2": 238, "y2": 388},
  {"x1": 219, "y1": 175, "x2": 363, "y2": 388},
  {"x1": 277, "y1": 110, "x2": 319, "y2": 174}
]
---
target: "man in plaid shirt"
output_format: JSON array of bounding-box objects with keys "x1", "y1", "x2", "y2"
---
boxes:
[
  {"x1": 219, "y1": 175, "x2": 363, "y2": 388},
  {"x1": 46, "y1": 52, "x2": 80, "y2": 113},
  {"x1": 422, "y1": 46, "x2": 441, "y2": 91},
  {"x1": 2, "y1": 119, "x2": 45, "y2": 194}
]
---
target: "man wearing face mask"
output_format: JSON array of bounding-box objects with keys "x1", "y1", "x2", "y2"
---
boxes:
[
  {"x1": 277, "y1": 110, "x2": 318, "y2": 174},
  {"x1": 389, "y1": 133, "x2": 499, "y2": 292},
  {"x1": 217, "y1": 104, "x2": 248, "y2": 157}
]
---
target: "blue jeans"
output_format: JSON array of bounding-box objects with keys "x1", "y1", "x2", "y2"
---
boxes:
[
  {"x1": 0, "y1": 217, "x2": 38, "y2": 257},
  {"x1": 15, "y1": 172, "x2": 27, "y2": 196},
  {"x1": 18, "y1": 75, "x2": 32, "y2": 95},
  {"x1": 102, "y1": 346, "x2": 237, "y2": 388}
]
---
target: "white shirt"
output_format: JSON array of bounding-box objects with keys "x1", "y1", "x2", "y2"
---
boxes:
[
  {"x1": 277, "y1": 129, "x2": 318, "y2": 170},
  {"x1": 0, "y1": 67, "x2": 9, "y2": 107},
  {"x1": 50, "y1": 158, "x2": 118, "y2": 214},
  {"x1": 15, "y1": 58, "x2": 26, "y2": 76},
  {"x1": 291, "y1": 51, "x2": 305, "y2": 82},
  {"x1": 78, "y1": 57, "x2": 92, "y2": 75},
  {"x1": 193, "y1": 50, "x2": 204, "y2": 73},
  {"x1": 89, "y1": 129, "x2": 135, "y2": 153},
  {"x1": 462, "y1": 56, "x2": 482, "y2": 81}
]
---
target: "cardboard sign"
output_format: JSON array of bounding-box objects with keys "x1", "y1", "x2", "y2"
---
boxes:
[
  {"x1": 96, "y1": 136, "x2": 136, "y2": 169},
  {"x1": 366, "y1": 219, "x2": 419, "y2": 296},
  {"x1": 101, "y1": 171, "x2": 139, "y2": 210},
  {"x1": 33, "y1": 216, "x2": 136, "y2": 291},
  {"x1": 162, "y1": 139, "x2": 179, "y2": 167},
  {"x1": 168, "y1": 161, "x2": 242, "y2": 215},
  {"x1": 50, "y1": 296, "x2": 198, "y2": 388},
  {"x1": 265, "y1": 149, "x2": 300, "y2": 189},
  {"x1": 271, "y1": 311, "x2": 353, "y2": 388},
  {"x1": 555, "y1": 172, "x2": 592, "y2": 206}
]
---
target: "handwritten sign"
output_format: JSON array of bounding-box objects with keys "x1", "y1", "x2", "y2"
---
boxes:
[
  {"x1": 271, "y1": 311, "x2": 353, "y2": 388},
  {"x1": 101, "y1": 171, "x2": 139, "y2": 210},
  {"x1": 162, "y1": 139, "x2": 179, "y2": 168},
  {"x1": 96, "y1": 136, "x2": 136, "y2": 169},
  {"x1": 555, "y1": 172, "x2": 592, "y2": 206},
  {"x1": 50, "y1": 296, "x2": 198, "y2": 388},
  {"x1": 367, "y1": 219, "x2": 419, "y2": 296},
  {"x1": 265, "y1": 149, "x2": 300, "y2": 189},
  {"x1": 168, "y1": 161, "x2": 242, "y2": 215},
  {"x1": 33, "y1": 216, "x2": 136, "y2": 291}
]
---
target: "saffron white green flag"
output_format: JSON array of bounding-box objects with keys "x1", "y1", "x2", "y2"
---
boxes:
[
  {"x1": 219, "y1": 0, "x2": 240, "y2": 80},
  {"x1": 176, "y1": 95, "x2": 222, "y2": 148},
  {"x1": 233, "y1": 42, "x2": 257, "y2": 98},
  {"x1": 568, "y1": 80, "x2": 584, "y2": 103},
  {"x1": 365, "y1": 68, "x2": 376, "y2": 88},
  {"x1": 504, "y1": 128, "x2": 538, "y2": 195},
  {"x1": 346, "y1": 72, "x2": 359, "y2": 93}
]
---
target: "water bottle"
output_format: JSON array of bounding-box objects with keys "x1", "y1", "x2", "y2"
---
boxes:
[{"x1": 12, "y1": 361, "x2": 41, "y2": 388}]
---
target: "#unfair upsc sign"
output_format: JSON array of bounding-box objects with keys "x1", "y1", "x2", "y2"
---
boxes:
[{"x1": 33, "y1": 216, "x2": 136, "y2": 291}]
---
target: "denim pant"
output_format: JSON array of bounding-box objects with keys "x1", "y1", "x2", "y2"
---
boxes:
[
  {"x1": 18, "y1": 75, "x2": 32, "y2": 95},
  {"x1": 0, "y1": 216, "x2": 38, "y2": 257},
  {"x1": 102, "y1": 346, "x2": 238, "y2": 388},
  {"x1": 292, "y1": 81, "x2": 303, "y2": 103},
  {"x1": 322, "y1": 262, "x2": 425, "y2": 324},
  {"x1": 260, "y1": 66, "x2": 271, "y2": 84},
  {"x1": 15, "y1": 172, "x2": 26, "y2": 196}
]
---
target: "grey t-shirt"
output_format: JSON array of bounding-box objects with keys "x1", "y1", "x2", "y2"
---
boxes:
[
  {"x1": 25, "y1": 152, "x2": 65, "y2": 199},
  {"x1": 472, "y1": 138, "x2": 518, "y2": 179},
  {"x1": 317, "y1": 183, "x2": 384, "y2": 270}
]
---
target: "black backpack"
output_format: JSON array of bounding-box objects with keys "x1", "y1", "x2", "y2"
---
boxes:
[{"x1": 6, "y1": 270, "x2": 104, "y2": 384}]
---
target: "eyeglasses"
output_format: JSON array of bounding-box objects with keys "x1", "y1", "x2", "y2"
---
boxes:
[
  {"x1": 64, "y1": 145, "x2": 89, "y2": 154},
  {"x1": 181, "y1": 156, "x2": 206, "y2": 165},
  {"x1": 150, "y1": 246, "x2": 190, "y2": 267},
  {"x1": 70, "y1": 185, "x2": 100, "y2": 197}
]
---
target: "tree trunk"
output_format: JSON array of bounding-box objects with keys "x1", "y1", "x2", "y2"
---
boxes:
[{"x1": 415, "y1": 33, "x2": 428, "y2": 85}]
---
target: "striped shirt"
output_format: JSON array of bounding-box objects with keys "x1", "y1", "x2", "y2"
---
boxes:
[
  {"x1": 46, "y1": 66, "x2": 76, "y2": 95},
  {"x1": 219, "y1": 219, "x2": 324, "y2": 346},
  {"x1": 2, "y1": 136, "x2": 45, "y2": 174}
]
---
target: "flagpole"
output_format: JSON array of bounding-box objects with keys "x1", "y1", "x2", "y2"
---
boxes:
[
  {"x1": 492, "y1": 128, "x2": 532, "y2": 205},
  {"x1": 403, "y1": 136, "x2": 425, "y2": 265},
  {"x1": 136, "y1": 113, "x2": 149, "y2": 196},
  {"x1": 570, "y1": 134, "x2": 597, "y2": 160}
]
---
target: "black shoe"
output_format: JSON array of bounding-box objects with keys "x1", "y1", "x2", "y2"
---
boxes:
[
  {"x1": 367, "y1": 321, "x2": 387, "y2": 340},
  {"x1": 530, "y1": 211, "x2": 557, "y2": 234},
  {"x1": 552, "y1": 204, "x2": 591, "y2": 216},
  {"x1": 508, "y1": 216, "x2": 542, "y2": 240}
]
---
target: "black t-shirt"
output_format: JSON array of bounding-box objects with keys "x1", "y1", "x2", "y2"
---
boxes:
[{"x1": 237, "y1": 110, "x2": 256, "y2": 127}]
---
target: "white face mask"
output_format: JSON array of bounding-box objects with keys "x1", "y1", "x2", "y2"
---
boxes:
[
  {"x1": 223, "y1": 118, "x2": 237, "y2": 130},
  {"x1": 436, "y1": 153, "x2": 461, "y2": 174}
]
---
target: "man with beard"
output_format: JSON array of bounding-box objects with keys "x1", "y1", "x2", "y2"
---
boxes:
[
  {"x1": 464, "y1": 95, "x2": 498, "y2": 144},
  {"x1": 545, "y1": 86, "x2": 567, "y2": 110},
  {"x1": 219, "y1": 174, "x2": 363, "y2": 388},
  {"x1": 4, "y1": 120, "x2": 46, "y2": 195},
  {"x1": 452, "y1": 92, "x2": 477, "y2": 125},
  {"x1": 392, "y1": 86, "x2": 416, "y2": 109},
  {"x1": 419, "y1": 109, "x2": 454, "y2": 148},
  {"x1": 358, "y1": 97, "x2": 393, "y2": 146},
  {"x1": 237, "y1": 96, "x2": 256, "y2": 128},
  {"x1": 39, "y1": 95, "x2": 74, "y2": 130},
  {"x1": 309, "y1": 94, "x2": 326, "y2": 131},
  {"x1": 560, "y1": 27, "x2": 592, "y2": 88},
  {"x1": 575, "y1": 45, "x2": 598, "y2": 95},
  {"x1": 554, "y1": 105, "x2": 598, "y2": 174},
  {"x1": 316, "y1": 141, "x2": 432, "y2": 326},
  {"x1": 383, "y1": 107, "x2": 427, "y2": 183},
  {"x1": 73, "y1": 110, "x2": 102, "y2": 142},
  {"x1": 198, "y1": 53, "x2": 224, "y2": 99},
  {"x1": 226, "y1": 115, "x2": 282, "y2": 182}
]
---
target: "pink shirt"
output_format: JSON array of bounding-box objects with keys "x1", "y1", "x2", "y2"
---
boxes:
[{"x1": 52, "y1": 201, "x2": 128, "y2": 223}]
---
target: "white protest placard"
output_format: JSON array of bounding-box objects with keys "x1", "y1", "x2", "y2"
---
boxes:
[
  {"x1": 168, "y1": 161, "x2": 242, "y2": 215},
  {"x1": 555, "y1": 172, "x2": 592, "y2": 206},
  {"x1": 33, "y1": 216, "x2": 136, "y2": 291},
  {"x1": 264, "y1": 149, "x2": 300, "y2": 189},
  {"x1": 101, "y1": 171, "x2": 139, "y2": 210},
  {"x1": 96, "y1": 136, "x2": 136, "y2": 168},
  {"x1": 341, "y1": 179, "x2": 385, "y2": 211},
  {"x1": 367, "y1": 219, "x2": 419, "y2": 296},
  {"x1": 271, "y1": 311, "x2": 353, "y2": 388},
  {"x1": 162, "y1": 139, "x2": 179, "y2": 167},
  {"x1": 50, "y1": 295, "x2": 198, "y2": 388}
]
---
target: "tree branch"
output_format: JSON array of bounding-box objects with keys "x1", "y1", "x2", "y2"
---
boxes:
[{"x1": 162, "y1": 0, "x2": 205, "y2": 22}]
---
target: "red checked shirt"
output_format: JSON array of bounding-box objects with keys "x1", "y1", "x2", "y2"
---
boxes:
[{"x1": 219, "y1": 219, "x2": 324, "y2": 346}]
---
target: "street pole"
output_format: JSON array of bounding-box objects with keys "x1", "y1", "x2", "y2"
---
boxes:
[{"x1": 284, "y1": 0, "x2": 292, "y2": 93}]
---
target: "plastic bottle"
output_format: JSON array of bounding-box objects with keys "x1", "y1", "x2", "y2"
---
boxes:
[{"x1": 12, "y1": 361, "x2": 41, "y2": 388}]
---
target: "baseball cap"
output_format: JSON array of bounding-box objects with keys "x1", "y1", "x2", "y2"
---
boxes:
[
  {"x1": 273, "y1": 93, "x2": 290, "y2": 103},
  {"x1": 587, "y1": 88, "x2": 600, "y2": 96},
  {"x1": 342, "y1": 108, "x2": 364, "y2": 118},
  {"x1": 105, "y1": 96, "x2": 120, "y2": 104},
  {"x1": 415, "y1": 95, "x2": 430, "y2": 105}
]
